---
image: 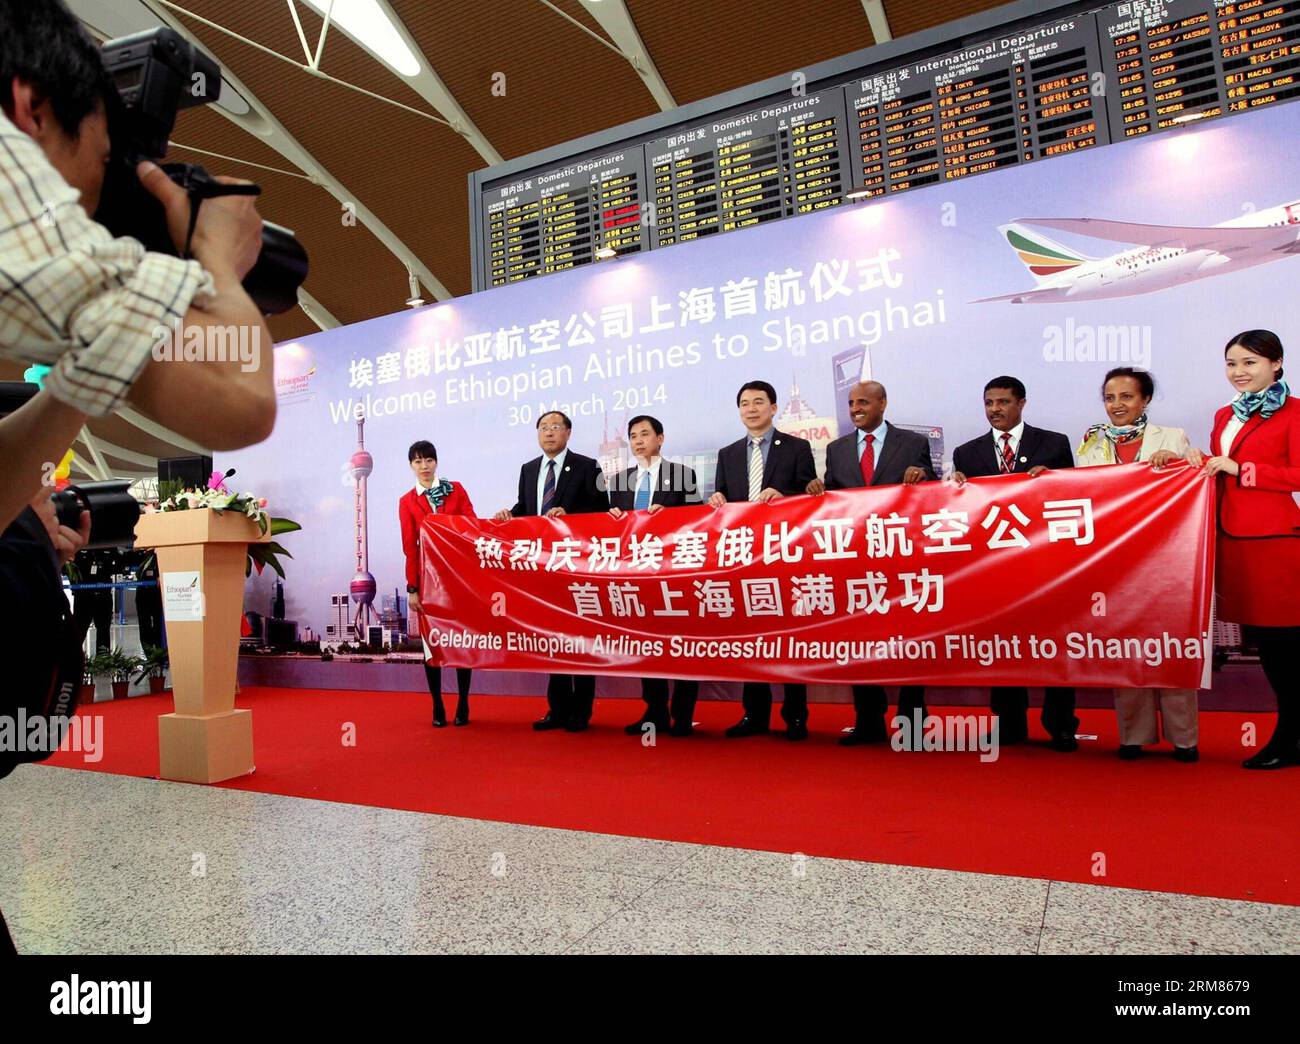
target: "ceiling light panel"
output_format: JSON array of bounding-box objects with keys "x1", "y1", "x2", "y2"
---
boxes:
[{"x1": 299, "y1": 0, "x2": 421, "y2": 77}]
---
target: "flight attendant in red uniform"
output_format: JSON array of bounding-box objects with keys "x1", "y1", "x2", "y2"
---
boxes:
[
  {"x1": 399, "y1": 440, "x2": 475, "y2": 726},
  {"x1": 1189, "y1": 330, "x2": 1300, "y2": 769}
]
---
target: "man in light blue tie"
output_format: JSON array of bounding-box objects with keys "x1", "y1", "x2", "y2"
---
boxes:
[{"x1": 608, "y1": 415, "x2": 703, "y2": 735}]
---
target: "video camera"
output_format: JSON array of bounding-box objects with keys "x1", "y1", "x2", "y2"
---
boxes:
[
  {"x1": 93, "y1": 27, "x2": 308, "y2": 315},
  {"x1": 0, "y1": 382, "x2": 140, "y2": 549}
]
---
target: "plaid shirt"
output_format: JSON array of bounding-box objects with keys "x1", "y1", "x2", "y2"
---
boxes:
[{"x1": 0, "y1": 109, "x2": 214, "y2": 416}]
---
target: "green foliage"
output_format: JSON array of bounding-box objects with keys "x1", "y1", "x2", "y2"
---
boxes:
[
  {"x1": 89, "y1": 649, "x2": 141, "y2": 681},
  {"x1": 132, "y1": 644, "x2": 169, "y2": 683}
]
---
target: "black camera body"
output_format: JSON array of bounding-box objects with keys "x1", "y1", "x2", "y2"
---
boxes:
[
  {"x1": 0, "y1": 382, "x2": 141, "y2": 549},
  {"x1": 93, "y1": 27, "x2": 307, "y2": 315},
  {"x1": 0, "y1": 384, "x2": 140, "y2": 776}
]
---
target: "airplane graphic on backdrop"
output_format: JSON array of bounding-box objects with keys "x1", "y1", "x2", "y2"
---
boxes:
[{"x1": 976, "y1": 200, "x2": 1300, "y2": 303}]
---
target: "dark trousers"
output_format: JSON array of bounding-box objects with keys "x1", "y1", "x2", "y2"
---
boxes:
[
  {"x1": 852, "y1": 685, "x2": 927, "y2": 729},
  {"x1": 73, "y1": 589, "x2": 112, "y2": 652},
  {"x1": 424, "y1": 664, "x2": 471, "y2": 719},
  {"x1": 640, "y1": 678, "x2": 699, "y2": 725},
  {"x1": 136, "y1": 584, "x2": 163, "y2": 649},
  {"x1": 1250, "y1": 625, "x2": 1299, "y2": 753},
  {"x1": 991, "y1": 686, "x2": 1078, "y2": 739},
  {"x1": 742, "y1": 682, "x2": 807, "y2": 726},
  {"x1": 547, "y1": 673, "x2": 595, "y2": 725}
]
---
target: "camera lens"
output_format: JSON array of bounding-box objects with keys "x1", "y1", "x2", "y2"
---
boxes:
[{"x1": 51, "y1": 481, "x2": 141, "y2": 550}]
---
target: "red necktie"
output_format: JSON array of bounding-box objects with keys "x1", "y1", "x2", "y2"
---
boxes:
[
  {"x1": 999, "y1": 432, "x2": 1015, "y2": 473},
  {"x1": 860, "y1": 433, "x2": 875, "y2": 486}
]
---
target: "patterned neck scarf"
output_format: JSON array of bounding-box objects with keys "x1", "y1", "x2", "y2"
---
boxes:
[
  {"x1": 1079, "y1": 412, "x2": 1148, "y2": 458},
  {"x1": 1231, "y1": 379, "x2": 1290, "y2": 422},
  {"x1": 422, "y1": 479, "x2": 454, "y2": 510}
]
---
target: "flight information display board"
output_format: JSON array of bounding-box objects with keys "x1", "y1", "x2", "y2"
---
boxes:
[
  {"x1": 647, "y1": 90, "x2": 849, "y2": 248},
  {"x1": 1218, "y1": 0, "x2": 1300, "y2": 113},
  {"x1": 474, "y1": 0, "x2": 1300, "y2": 290},
  {"x1": 1101, "y1": 0, "x2": 1300, "y2": 138},
  {"x1": 845, "y1": 12, "x2": 1107, "y2": 195},
  {"x1": 483, "y1": 149, "x2": 646, "y2": 287}
]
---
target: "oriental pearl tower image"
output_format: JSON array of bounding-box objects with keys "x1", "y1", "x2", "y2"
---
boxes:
[{"x1": 347, "y1": 414, "x2": 377, "y2": 641}]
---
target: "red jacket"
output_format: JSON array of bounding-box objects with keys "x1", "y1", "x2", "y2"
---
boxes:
[
  {"x1": 1211, "y1": 398, "x2": 1300, "y2": 538},
  {"x1": 399, "y1": 482, "x2": 476, "y2": 590}
]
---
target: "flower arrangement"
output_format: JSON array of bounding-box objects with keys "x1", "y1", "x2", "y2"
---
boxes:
[{"x1": 153, "y1": 469, "x2": 302, "y2": 578}]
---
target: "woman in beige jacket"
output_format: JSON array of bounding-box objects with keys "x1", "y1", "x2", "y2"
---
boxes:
[{"x1": 1077, "y1": 367, "x2": 1199, "y2": 762}]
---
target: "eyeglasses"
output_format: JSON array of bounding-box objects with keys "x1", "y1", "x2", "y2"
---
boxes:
[{"x1": 538, "y1": 424, "x2": 567, "y2": 433}]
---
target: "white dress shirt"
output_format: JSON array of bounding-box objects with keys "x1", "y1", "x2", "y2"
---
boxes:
[
  {"x1": 413, "y1": 480, "x2": 437, "y2": 511},
  {"x1": 536, "y1": 448, "x2": 568, "y2": 512},
  {"x1": 990, "y1": 420, "x2": 1026, "y2": 469},
  {"x1": 632, "y1": 456, "x2": 662, "y2": 506},
  {"x1": 1221, "y1": 413, "x2": 1246, "y2": 454}
]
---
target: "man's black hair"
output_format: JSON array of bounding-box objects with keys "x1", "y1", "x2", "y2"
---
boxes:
[
  {"x1": 0, "y1": 0, "x2": 112, "y2": 136},
  {"x1": 736, "y1": 380, "x2": 778, "y2": 407},
  {"x1": 984, "y1": 375, "x2": 1027, "y2": 400},
  {"x1": 626, "y1": 414, "x2": 663, "y2": 437}
]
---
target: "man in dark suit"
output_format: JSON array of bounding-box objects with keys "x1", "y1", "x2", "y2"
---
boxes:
[
  {"x1": 493, "y1": 410, "x2": 608, "y2": 732},
  {"x1": 708, "y1": 380, "x2": 817, "y2": 740},
  {"x1": 807, "y1": 380, "x2": 936, "y2": 745},
  {"x1": 608, "y1": 414, "x2": 702, "y2": 737},
  {"x1": 951, "y1": 376, "x2": 1079, "y2": 752}
]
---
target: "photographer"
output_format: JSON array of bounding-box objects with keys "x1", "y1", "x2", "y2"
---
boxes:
[{"x1": 0, "y1": 0, "x2": 277, "y2": 533}]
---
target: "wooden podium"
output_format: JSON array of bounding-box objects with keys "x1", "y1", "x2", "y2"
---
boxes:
[{"x1": 135, "y1": 509, "x2": 269, "y2": 783}]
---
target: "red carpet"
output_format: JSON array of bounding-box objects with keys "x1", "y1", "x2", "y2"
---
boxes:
[{"x1": 43, "y1": 687, "x2": 1299, "y2": 905}]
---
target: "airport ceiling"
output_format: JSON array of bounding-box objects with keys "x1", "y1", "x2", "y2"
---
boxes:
[{"x1": 30, "y1": 0, "x2": 1007, "y2": 478}]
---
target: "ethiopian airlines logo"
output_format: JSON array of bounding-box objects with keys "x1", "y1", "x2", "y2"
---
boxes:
[
  {"x1": 276, "y1": 364, "x2": 317, "y2": 403},
  {"x1": 1004, "y1": 227, "x2": 1085, "y2": 277}
]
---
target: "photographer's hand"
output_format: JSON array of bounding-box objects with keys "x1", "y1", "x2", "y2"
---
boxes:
[
  {"x1": 29, "y1": 487, "x2": 90, "y2": 565},
  {"x1": 127, "y1": 163, "x2": 277, "y2": 450},
  {"x1": 137, "y1": 162, "x2": 262, "y2": 279}
]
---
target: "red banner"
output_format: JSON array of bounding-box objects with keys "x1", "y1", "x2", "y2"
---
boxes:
[{"x1": 418, "y1": 463, "x2": 1214, "y2": 688}]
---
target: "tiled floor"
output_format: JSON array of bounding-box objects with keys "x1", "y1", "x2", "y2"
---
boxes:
[{"x1": 1, "y1": 765, "x2": 1296, "y2": 954}]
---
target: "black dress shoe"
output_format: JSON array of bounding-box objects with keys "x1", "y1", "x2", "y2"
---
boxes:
[
  {"x1": 1117, "y1": 744, "x2": 1143, "y2": 760},
  {"x1": 1048, "y1": 733, "x2": 1078, "y2": 753},
  {"x1": 453, "y1": 714, "x2": 469, "y2": 726},
  {"x1": 1172, "y1": 746, "x2": 1198, "y2": 763},
  {"x1": 785, "y1": 720, "x2": 808, "y2": 741},
  {"x1": 725, "y1": 716, "x2": 769, "y2": 738},
  {"x1": 669, "y1": 722, "x2": 694, "y2": 737},
  {"x1": 565, "y1": 719, "x2": 590, "y2": 733},
  {"x1": 1243, "y1": 748, "x2": 1300, "y2": 769},
  {"x1": 432, "y1": 715, "x2": 447, "y2": 728},
  {"x1": 533, "y1": 715, "x2": 565, "y2": 731}
]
